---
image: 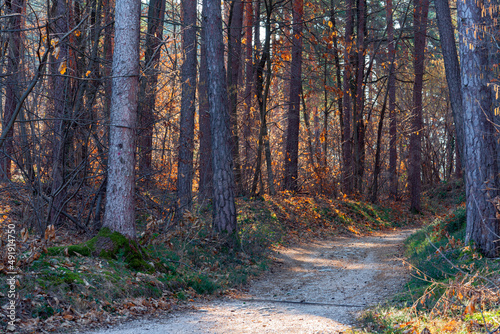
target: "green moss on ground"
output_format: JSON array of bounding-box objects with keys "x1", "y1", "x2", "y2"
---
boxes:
[{"x1": 47, "y1": 228, "x2": 154, "y2": 271}]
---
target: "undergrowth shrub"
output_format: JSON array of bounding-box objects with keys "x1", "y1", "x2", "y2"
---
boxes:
[{"x1": 359, "y1": 206, "x2": 500, "y2": 334}]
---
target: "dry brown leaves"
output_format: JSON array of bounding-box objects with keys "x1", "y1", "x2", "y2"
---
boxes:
[{"x1": 17, "y1": 297, "x2": 175, "y2": 333}]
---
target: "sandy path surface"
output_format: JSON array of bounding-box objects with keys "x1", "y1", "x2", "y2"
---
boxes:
[{"x1": 86, "y1": 229, "x2": 414, "y2": 334}]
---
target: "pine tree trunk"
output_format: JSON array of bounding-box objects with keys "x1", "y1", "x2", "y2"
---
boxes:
[
  {"x1": 408, "y1": 0, "x2": 429, "y2": 212},
  {"x1": 353, "y1": 0, "x2": 366, "y2": 194},
  {"x1": 242, "y1": 0, "x2": 254, "y2": 193},
  {"x1": 458, "y1": 0, "x2": 499, "y2": 257},
  {"x1": 342, "y1": 0, "x2": 354, "y2": 195},
  {"x1": 203, "y1": 0, "x2": 237, "y2": 236},
  {"x1": 48, "y1": 0, "x2": 71, "y2": 226},
  {"x1": 434, "y1": 0, "x2": 464, "y2": 172},
  {"x1": 1, "y1": 0, "x2": 25, "y2": 181},
  {"x1": 198, "y1": 3, "x2": 213, "y2": 204},
  {"x1": 177, "y1": 0, "x2": 197, "y2": 216},
  {"x1": 387, "y1": 0, "x2": 398, "y2": 200},
  {"x1": 102, "y1": 0, "x2": 141, "y2": 239},
  {"x1": 227, "y1": 0, "x2": 243, "y2": 194},
  {"x1": 138, "y1": 0, "x2": 166, "y2": 183},
  {"x1": 284, "y1": 0, "x2": 303, "y2": 192}
]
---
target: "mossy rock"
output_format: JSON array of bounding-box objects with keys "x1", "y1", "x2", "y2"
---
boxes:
[{"x1": 48, "y1": 228, "x2": 154, "y2": 272}]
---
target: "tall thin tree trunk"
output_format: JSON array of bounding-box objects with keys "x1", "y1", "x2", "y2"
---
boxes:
[
  {"x1": 408, "y1": 0, "x2": 429, "y2": 212},
  {"x1": 1, "y1": 0, "x2": 25, "y2": 181},
  {"x1": 48, "y1": 0, "x2": 72, "y2": 226},
  {"x1": 138, "y1": 0, "x2": 166, "y2": 183},
  {"x1": 177, "y1": 0, "x2": 197, "y2": 216},
  {"x1": 251, "y1": 1, "x2": 274, "y2": 196},
  {"x1": 387, "y1": 0, "x2": 398, "y2": 199},
  {"x1": 284, "y1": 0, "x2": 303, "y2": 191},
  {"x1": 227, "y1": 0, "x2": 243, "y2": 194},
  {"x1": 342, "y1": 0, "x2": 354, "y2": 195},
  {"x1": 102, "y1": 0, "x2": 141, "y2": 239},
  {"x1": 242, "y1": 0, "x2": 254, "y2": 193},
  {"x1": 353, "y1": 0, "x2": 366, "y2": 194},
  {"x1": 434, "y1": 0, "x2": 464, "y2": 174},
  {"x1": 329, "y1": 2, "x2": 344, "y2": 187},
  {"x1": 203, "y1": 0, "x2": 237, "y2": 236},
  {"x1": 198, "y1": 3, "x2": 213, "y2": 204}
]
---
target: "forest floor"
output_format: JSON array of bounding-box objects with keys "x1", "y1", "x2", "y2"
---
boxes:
[
  {"x1": 83, "y1": 229, "x2": 414, "y2": 334},
  {"x1": 4, "y1": 179, "x2": 499, "y2": 333}
]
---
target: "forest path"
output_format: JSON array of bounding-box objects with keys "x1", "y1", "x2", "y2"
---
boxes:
[{"x1": 86, "y1": 229, "x2": 414, "y2": 334}]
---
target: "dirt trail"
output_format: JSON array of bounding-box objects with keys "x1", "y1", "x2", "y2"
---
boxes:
[{"x1": 86, "y1": 229, "x2": 414, "y2": 334}]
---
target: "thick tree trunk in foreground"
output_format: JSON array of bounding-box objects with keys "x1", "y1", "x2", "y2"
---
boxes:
[
  {"x1": 284, "y1": 0, "x2": 303, "y2": 192},
  {"x1": 203, "y1": 0, "x2": 237, "y2": 236},
  {"x1": 434, "y1": 0, "x2": 464, "y2": 172},
  {"x1": 458, "y1": 0, "x2": 499, "y2": 257},
  {"x1": 177, "y1": 0, "x2": 197, "y2": 216},
  {"x1": 408, "y1": 0, "x2": 429, "y2": 212},
  {"x1": 102, "y1": 0, "x2": 141, "y2": 239}
]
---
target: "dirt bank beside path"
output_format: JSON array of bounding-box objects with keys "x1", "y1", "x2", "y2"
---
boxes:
[{"x1": 85, "y1": 229, "x2": 414, "y2": 334}]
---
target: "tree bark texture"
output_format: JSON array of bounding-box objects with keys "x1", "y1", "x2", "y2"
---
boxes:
[
  {"x1": 408, "y1": 0, "x2": 429, "y2": 212},
  {"x1": 242, "y1": 0, "x2": 254, "y2": 192},
  {"x1": 102, "y1": 0, "x2": 141, "y2": 239},
  {"x1": 251, "y1": 3, "x2": 275, "y2": 196},
  {"x1": 198, "y1": 2, "x2": 213, "y2": 204},
  {"x1": 434, "y1": 0, "x2": 464, "y2": 169},
  {"x1": 353, "y1": 0, "x2": 366, "y2": 194},
  {"x1": 1, "y1": 0, "x2": 25, "y2": 181},
  {"x1": 227, "y1": 0, "x2": 243, "y2": 194},
  {"x1": 138, "y1": 0, "x2": 166, "y2": 181},
  {"x1": 203, "y1": 0, "x2": 237, "y2": 235},
  {"x1": 342, "y1": 0, "x2": 354, "y2": 195},
  {"x1": 458, "y1": 0, "x2": 499, "y2": 257},
  {"x1": 387, "y1": 0, "x2": 398, "y2": 199},
  {"x1": 48, "y1": 0, "x2": 72, "y2": 226},
  {"x1": 284, "y1": 0, "x2": 303, "y2": 192},
  {"x1": 177, "y1": 0, "x2": 197, "y2": 216}
]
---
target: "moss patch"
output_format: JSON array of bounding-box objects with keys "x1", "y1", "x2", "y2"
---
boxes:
[{"x1": 47, "y1": 228, "x2": 154, "y2": 272}]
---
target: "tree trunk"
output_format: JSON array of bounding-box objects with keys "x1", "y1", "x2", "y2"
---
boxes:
[
  {"x1": 353, "y1": 0, "x2": 366, "y2": 194},
  {"x1": 177, "y1": 0, "x2": 197, "y2": 216},
  {"x1": 458, "y1": 0, "x2": 499, "y2": 257},
  {"x1": 284, "y1": 0, "x2": 303, "y2": 192},
  {"x1": 242, "y1": 0, "x2": 254, "y2": 193},
  {"x1": 227, "y1": 0, "x2": 243, "y2": 194},
  {"x1": 261, "y1": 3, "x2": 275, "y2": 195},
  {"x1": 387, "y1": 0, "x2": 398, "y2": 199},
  {"x1": 251, "y1": 1, "x2": 273, "y2": 196},
  {"x1": 203, "y1": 0, "x2": 237, "y2": 236},
  {"x1": 102, "y1": 0, "x2": 141, "y2": 239},
  {"x1": 329, "y1": 2, "x2": 343, "y2": 190},
  {"x1": 1, "y1": 0, "x2": 25, "y2": 181},
  {"x1": 198, "y1": 2, "x2": 213, "y2": 204},
  {"x1": 434, "y1": 0, "x2": 464, "y2": 172},
  {"x1": 342, "y1": 0, "x2": 354, "y2": 195},
  {"x1": 408, "y1": 0, "x2": 429, "y2": 212},
  {"x1": 48, "y1": 0, "x2": 72, "y2": 226},
  {"x1": 138, "y1": 0, "x2": 166, "y2": 183}
]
